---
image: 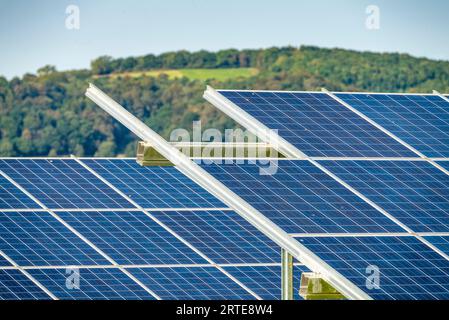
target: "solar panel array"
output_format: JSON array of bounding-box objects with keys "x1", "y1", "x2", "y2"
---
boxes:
[
  {"x1": 0, "y1": 158, "x2": 296, "y2": 300},
  {"x1": 201, "y1": 161, "x2": 402, "y2": 234},
  {"x1": 208, "y1": 89, "x2": 449, "y2": 300},
  {"x1": 2, "y1": 88, "x2": 449, "y2": 300},
  {"x1": 336, "y1": 93, "x2": 449, "y2": 158},
  {"x1": 318, "y1": 160, "x2": 449, "y2": 232},
  {"x1": 0, "y1": 211, "x2": 108, "y2": 266},
  {"x1": 217, "y1": 91, "x2": 415, "y2": 157},
  {"x1": 297, "y1": 236, "x2": 449, "y2": 300}
]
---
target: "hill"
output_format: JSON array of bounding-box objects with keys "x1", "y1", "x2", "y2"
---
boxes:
[{"x1": 1, "y1": 46, "x2": 448, "y2": 157}]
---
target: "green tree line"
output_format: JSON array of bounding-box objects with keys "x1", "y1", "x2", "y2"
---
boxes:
[{"x1": 1, "y1": 46, "x2": 448, "y2": 157}]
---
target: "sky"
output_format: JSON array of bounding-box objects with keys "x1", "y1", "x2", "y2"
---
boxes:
[{"x1": 0, "y1": 0, "x2": 448, "y2": 79}]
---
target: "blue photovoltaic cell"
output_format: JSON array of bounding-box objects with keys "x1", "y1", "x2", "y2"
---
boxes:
[
  {"x1": 81, "y1": 159, "x2": 225, "y2": 208},
  {"x1": 57, "y1": 210, "x2": 207, "y2": 265},
  {"x1": 151, "y1": 210, "x2": 279, "y2": 264},
  {"x1": 218, "y1": 90, "x2": 415, "y2": 157},
  {"x1": 0, "y1": 159, "x2": 132, "y2": 209},
  {"x1": 320, "y1": 160, "x2": 449, "y2": 232},
  {"x1": 0, "y1": 254, "x2": 11, "y2": 267},
  {"x1": 128, "y1": 267, "x2": 255, "y2": 300},
  {"x1": 0, "y1": 175, "x2": 39, "y2": 209},
  {"x1": 336, "y1": 93, "x2": 449, "y2": 158},
  {"x1": 28, "y1": 268, "x2": 155, "y2": 300},
  {"x1": 201, "y1": 160, "x2": 403, "y2": 234},
  {"x1": 423, "y1": 236, "x2": 449, "y2": 256},
  {"x1": 223, "y1": 265, "x2": 306, "y2": 300},
  {"x1": 437, "y1": 161, "x2": 449, "y2": 171},
  {"x1": 0, "y1": 269, "x2": 50, "y2": 300},
  {"x1": 298, "y1": 236, "x2": 449, "y2": 300},
  {"x1": 0, "y1": 211, "x2": 109, "y2": 266}
]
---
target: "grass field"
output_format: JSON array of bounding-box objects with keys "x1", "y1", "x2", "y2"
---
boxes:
[{"x1": 101, "y1": 67, "x2": 259, "y2": 81}]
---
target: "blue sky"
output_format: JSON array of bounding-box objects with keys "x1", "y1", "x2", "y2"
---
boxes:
[{"x1": 1, "y1": 0, "x2": 448, "y2": 78}]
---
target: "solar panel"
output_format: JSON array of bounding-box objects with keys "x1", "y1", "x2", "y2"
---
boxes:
[
  {"x1": 0, "y1": 211, "x2": 109, "y2": 266},
  {"x1": 0, "y1": 159, "x2": 132, "y2": 209},
  {"x1": 201, "y1": 160, "x2": 403, "y2": 234},
  {"x1": 0, "y1": 255, "x2": 12, "y2": 267},
  {"x1": 423, "y1": 236, "x2": 449, "y2": 256},
  {"x1": 28, "y1": 268, "x2": 156, "y2": 300},
  {"x1": 81, "y1": 159, "x2": 225, "y2": 209},
  {"x1": 128, "y1": 266, "x2": 256, "y2": 300},
  {"x1": 223, "y1": 265, "x2": 305, "y2": 300},
  {"x1": 437, "y1": 161, "x2": 449, "y2": 170},
  {"x1": 17, "y1": 90, "x2": 449, "y2": 302},
  {"x1": 0, "y1": 175, "x2": 40, "y2": 209},
  {"x1": 297, "y1": 236, "x2": 449, "y2": 300},
  {"x1": 336, "y1": 93, "x2": 449, "y2": 158},
  {"x1": 56, "y1": 210, "x2": 207, "y2": 265},
  {"x1": 150, "y1": 210, "x2": 279, "y2": 264},
  {"x1": 217, "y1": 90, "x2": 415, "y2": 157},
  {"x1": 0, "y1": 269, "x2": 50, "y2": 300},
  {"x1": 319, "y1": 160, "x2": 449, "y2": 232}
]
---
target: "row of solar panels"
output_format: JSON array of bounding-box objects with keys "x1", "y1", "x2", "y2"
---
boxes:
[
  {"x1": 2, "y1": 88, "x2": 449, "y2": 300},
  {"x1": 0, "y1": 158, "x2": 309, "y2": 300},
  {"x1": 200, "y1": 89, "x2": 449, "y2": 300},
  {"x1": 2, "y1": 157, "x2": 449, "y2": 299},
  {"x1": 216, "y1": 91, "x2": 449, "y2": 158},
  {"x1": 3, "y1": 158, "x2": 449, "y2": 234}
]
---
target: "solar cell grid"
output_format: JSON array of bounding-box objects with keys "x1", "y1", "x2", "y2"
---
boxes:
[
  {"x1": 151, "y1": 210, "x2": 279, "y2": 264},
  {"x1": 28, "y1": 268, "x2": 156, "y2": 300},
  {"x1": 0, "y1": 254, "x2": 12, "y2": 267},
  {"x1": 0, "y1": 269, "x2": 50, "y2": 300},
  {"x1": 298, "y1": 236, "x2": 449, "y2": 300},
  {"x1": 0, "y1": 175, "x2": 40, "y2": 209},
  {"x1": 56, "y1": 210, "x2": 207, "y2": 265},
  {"x1": 218, "y1": 90, "x2": 415, "y2": 158},
  {"x1": 223, "y1": 265, "x2": 305, "y2": 300},
  {"x1": 128, "y1": 267, "x2": 256, "y2": 300},
  {"x1": 0, "y1": 211, "x2": 109, "y2": 266},
  {"x1": 0, "y1": 159, "x2": 132, "y2": 209},
  {"x1": 81, "y1": 159, "x2": 225, "y2": 209},
  {"x1": 437, "y1": 161, "x2": 449, "y2": 171},
  {"x1": 336, "y1": 93, "x2": 449, "y2": 158},
  {"x1": 3, "y1": 87, "x2": 449, "y2": 301},
  {"x1": 201, "y1": 160, "x2": 404, "y2": 234},
  {"x1": 319, "y1": 160, "x2": 449, "y2": 232},
  {"x1": 423, "y1": 236, "x2": 449, "y2": 256}
]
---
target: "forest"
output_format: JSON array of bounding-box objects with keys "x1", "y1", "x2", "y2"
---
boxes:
[{"x1": 1, "y1": 45, "x2": 449, "y2": 157}]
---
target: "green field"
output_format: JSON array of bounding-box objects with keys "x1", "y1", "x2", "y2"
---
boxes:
[{"x1": 103, "y1": 67, "x2": 259, "y2": 81}]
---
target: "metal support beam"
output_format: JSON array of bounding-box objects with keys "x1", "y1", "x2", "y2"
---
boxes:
[
  {"x1": 203, "y1": 86, "x2": 306, "y2": 159},
  {"x1": 433, "y1": 90, "x2": 449, "y2": 104},
  {"x1": 85, "y1": 83, "x2": 372, "y2": 300},
  {"x1": 281, "y1": 249, "x2": 294, "y2": 300}
]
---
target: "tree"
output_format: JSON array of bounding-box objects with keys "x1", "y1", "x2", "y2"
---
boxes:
[
  {"x1": 95, "y1": 140, "x2": 116, "y2": 157},
  {"x1": 91, "y1": 56, "x2": 114, "y2": 75},
  {"x1": 37, "y1": 65, "x2": 57, "y2": 76},
  {"x1": 1, "y1": 46, "x2": 448, "y2": 158}
]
